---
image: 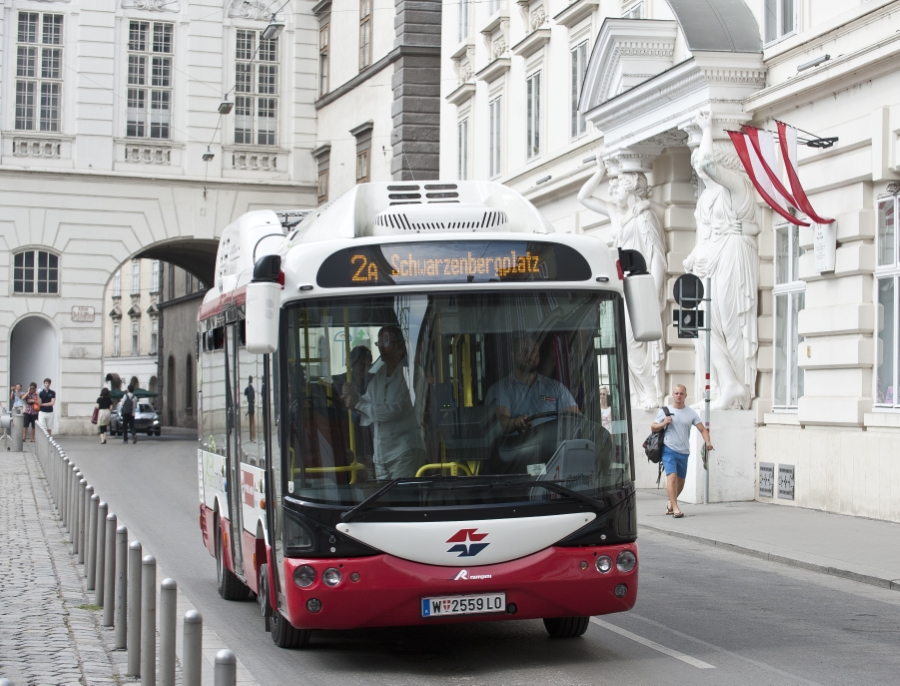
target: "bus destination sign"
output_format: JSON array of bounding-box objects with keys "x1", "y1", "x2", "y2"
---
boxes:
[{"x1": 316, "y1": 241, "x2": 592, "y2": 288}]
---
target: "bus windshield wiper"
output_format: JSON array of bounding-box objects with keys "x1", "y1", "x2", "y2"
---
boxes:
[{"x1": 340, "y1": 478, "x2": 408, "y2": 523}]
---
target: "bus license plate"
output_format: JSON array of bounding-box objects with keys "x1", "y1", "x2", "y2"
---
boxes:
[{"x1": 421, "y1": 593, "x2": 506, "y2": 618}]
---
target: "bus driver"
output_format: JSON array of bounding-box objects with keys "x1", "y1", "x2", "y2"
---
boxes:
[
  {"x1": 487, "y1": 333, "x2": 579, "y2": 434},
  {"x1": 341, "y1": 326, "x2": 426, "y2": 479}
]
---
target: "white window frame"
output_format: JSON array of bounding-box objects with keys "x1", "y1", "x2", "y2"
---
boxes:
[
  {"x1": 132, "y1": 320, "x2": 140, "y2": 356},
  {"x1": 570, "y1": 41, "x2": 588, "y2": 140},
  {"x1": 151, "y1": 260, "x2": 160, "y2": 293},
  {"x1": 16, "y1": 12, "x2": 63, "y2": 133},
  {"x1": 131, "y1": 260, "x2": 141, "y2": 295},
  {"x1": 319, "y1": 24, "x2": 329, "y2": 96},
  {"x1": 113, "y1": 270, "x2": 121, "y2": 298},
  {"x1": 359, "y1": 0, "x2": 372, "y2": 70},
  {"x1": 234, "y1": 29, "x2": 279, "y2": 146},
  {"x1": 525, "y1": 70, "x2": 541, "y2": 161},
  {"x1": 622, "y1": 2, "x2": 643, "y2": 19},
  {"x1": 772, "y1": 223, "x2": 805, "y2": 410},
  {"x1": 13, "y1": 249, "x2": 59, "y2": 295},
  {"x1": 127, "y1": 20, "x2": 173, "y2": 139},
  {"x1": 489, "y1": 0, "x2": 501, "y2": 15},
  {"x1": 489, "y1": 95, "x2": 502, "y2": 179},
  {"x1": 763, "y1": 0, "x2": 796, "y2": 46},
  {"x1": 113, "y1": 322, "x2": 121, "y2": 357},
  {"x1": 150, "y1": 319, "x2": 158, "y2": 355},
  {"x1": 875, "y1": 194, "x2": 900, "y2": 409},
  {"x1": 458, "y1": 0, "x2": 469, "y2": 43},
  {"x1": 457, "y1": 116, "x2": 469, "y2": 180}
]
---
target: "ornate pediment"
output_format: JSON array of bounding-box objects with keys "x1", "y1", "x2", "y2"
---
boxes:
[
  {"x1": 227, "y1": 0, "x2": 284, "y2": 21},
  {"x1": 122, "y1": 0, "x2": 180, "y2": 12},
  {"x1": 579, "y1": 19, "x2": 678, "y2": 113}
]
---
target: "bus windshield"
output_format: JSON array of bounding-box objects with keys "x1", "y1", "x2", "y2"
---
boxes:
[{"x1": 283, "y1": 291, "x2": 631, "y2": 507}]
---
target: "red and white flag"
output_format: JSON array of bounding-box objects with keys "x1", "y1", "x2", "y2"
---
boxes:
[{"x1": 777, "y1": 120, "x2": 834, "y2": 224}]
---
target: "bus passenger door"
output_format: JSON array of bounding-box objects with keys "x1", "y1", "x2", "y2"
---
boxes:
[{"x1": 224, "y1": 322, "x2": 245, "y2": 578}]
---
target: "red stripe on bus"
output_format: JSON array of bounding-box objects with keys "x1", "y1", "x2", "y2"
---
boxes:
[{"x1": 197, "y1": 286, "x2": 248, "y2": 321}]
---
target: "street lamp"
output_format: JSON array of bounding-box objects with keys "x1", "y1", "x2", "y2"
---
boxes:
[
  {"x1": 217, "y1": 96, "x2": 234, "y2": 115},
  {"x1": 202, "y1": 146, "x2": 214, "y2": 162},
  {"x1": 262, "y1": 20, "x2": 284, "y2": 40}
]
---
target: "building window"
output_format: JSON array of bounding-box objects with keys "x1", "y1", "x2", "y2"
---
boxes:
[
  {"x1": 571, "y1": 41, "x2": 588, "y2": 139},
  {"x1": 150, "y1": 319, "x2": 158, "y2": 355},
  {"x1": 317, "y1": 169, "x2": 329, "y2": 204},
  {"x1": 622, "y1": 2, "x2": 643, "y2": 19},
  {"x1": 458, "y1": 0, "x2": 469, "y2": 43},
  {"x1": 526, "y1": 71, "x2": 541, "y2": 161},
  {"x1": 185, "y1": 271, "x2": 193, "y2": 295},
  {"x1": 167, "y1": 263, "x2": 175, "y2": 298},
  {"x1": 764, "y1": 0, "x2": 795, "y2": 44},
  {"x1": 458, "y1": 117, "x2": 469, "y2": 180},
  {"x1": 876, "y1": 195, "x2": 900, "y2": 408},
  {"x1": 13, "y1": 250, "x2": 59, "y2": 294},
  {"x1": 356, "y1": 150, "x2": 369, "y2": 183},
  {"x1": 113, "y1": 323, "x2": 121, "y2": 357},
  {"x1": 113, "y1": 270, "x2": 121, "y2": 298},
  {"x1": 359, "y1": 0, "x2": 372, "y2": 70},
  {"x1": 489, "y1": 0, "x2": 501, "y2": 15},
  {"x1": 151, "y1": 260, "x2": 160, "y2": 293},
  {"x1": 132, "y1": 260, "x2": 141, "y2": 295},
  {"x1": 16, "y1": 12, "x2": 64, "y2": 132},
  {"x1": 489, "y1": 96, "x2": 502, "y2": 178},
  {"x1": 319, "y1": 24, "x2": 329, "y2": 96},
  {"x1": 235, "y1": 29, "x2": 279, "y2": 146},
  {"x1": 773, "y1": 224, "x2": 805, "y2": 409},
  {"x1": 132, "y1": 320, "x2": 140, "y2": 356},
  {"x1": 127, "y1": 21, "x2": 173, "y2": 139},
  {"x1": 185, "y1": 355, "x2": 193, "y2": 411}
]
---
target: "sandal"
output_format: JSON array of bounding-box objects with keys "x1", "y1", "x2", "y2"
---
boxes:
[
  {"x1": 665, "y1": 506, "x2": 674, "y2": 515},
  {"x1": 673, "y1": 511, "x2": 685, "y2": 518}
]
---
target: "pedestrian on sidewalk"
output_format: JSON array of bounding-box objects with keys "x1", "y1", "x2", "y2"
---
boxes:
[
  {"x1": 650, "y1": 384, "x2": 713, "y2": 518},
  {"x1": 22, "y1": 382, "x2": 39, "y2": 442},
  {"x1": 95, "y1": 388, "x2": 113, "y2": 444},
  {"x1": 37, "y1": 378, "x2": 57, "y2": 436},
  {"x1": 244, "y1": 376, "x2": 256, "y2": 442},
  {"x1": 10, "y1": 383, "x2": 25, "y2": 413},
  {"x1": 121, "y1": 385, "x2": 137, "y2": 444}
]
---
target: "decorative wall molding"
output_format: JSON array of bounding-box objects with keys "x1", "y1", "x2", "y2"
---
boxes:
[
  {"x1": 227, "y1": 0, "x2": 284, "y2": 22},
  {"x1": 553, "y1": 0, "x2": 599, "y2": 30},
  {"x1": 12, "y1": 137, "x2": 66, "y2": 159},
  {"x1": 122, "y1": 0, "x2": 180, "y2": 12}
]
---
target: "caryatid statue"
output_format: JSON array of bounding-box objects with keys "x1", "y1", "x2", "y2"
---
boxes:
[
  {"x1": 684, "y1": 111, "x2": 759, "y2": 410},
  {"x1": 578, "y1": 158, "x2": 667, "y2": 409}
]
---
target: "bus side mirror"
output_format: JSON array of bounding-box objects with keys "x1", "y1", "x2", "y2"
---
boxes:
[
  {"x1": 245, "y1": 255, "x2": 282, "y2": 354},
  {"x1": 623, "y1": 274, "x2": 663, "y2": 342}
]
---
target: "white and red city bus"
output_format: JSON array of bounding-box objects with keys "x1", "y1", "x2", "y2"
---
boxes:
[{"x1": 197, "y1": 181, "x2": 662, "y2": 648}]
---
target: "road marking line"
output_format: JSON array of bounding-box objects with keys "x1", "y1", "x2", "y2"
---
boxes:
[{"x1": 590, "y1": 617, "x2": 715, "y2": 669}]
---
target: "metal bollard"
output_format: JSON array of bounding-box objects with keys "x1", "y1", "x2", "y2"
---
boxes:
[
  {"x1": 0, "y1": 678, "x2": 15, "y2": 686},
  {"x1": 159, "y1": 579, "x2": 177, "y2": 686},
  {"x1": 77, "y1": 479, "x2": 87, "y2": 561},
  {"x1": 72, "y1": 472, "x2": 82, "y2": 551},
  {"x1": 115, "y1": 525, "x2": 128, "y2": 650},
  {"x1": 61, "y1": 458, "x2": 70, "y2": 528},
  {"x1": 86, "y1": 494, "x2": 99, "y2": 590},
  {"x1": 83, "y1": 485, "x2": 94, "y2": 572},
  {"x1": 183, "y1": 610, "x2": 203, "y2": 686},
  {"x1": 127, "y1": 541, "x2": 142, "y2": 677},
  {"x1": 214, "y1": 649, "x2": 237, "y2": 686},
  {"x1": 141, "y1": 555, "x2": 157, "y2": 686},
  {"x1": 95, "y1": 502, "x2": 108, "y2": 605},
  {"x1": 103, "y1": 513, "x2": 117, "y2": 627},
  {"x1": 69, "y1": 466, "x2": 79, "y2": 542}
]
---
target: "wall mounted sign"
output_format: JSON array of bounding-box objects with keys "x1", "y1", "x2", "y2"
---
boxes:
[
  {"x1": 71, "y1": 306, "x2": 96, "y2": 322},
  {"x1": 813, "y1": 222, "x2": 836, "y2": 273}
]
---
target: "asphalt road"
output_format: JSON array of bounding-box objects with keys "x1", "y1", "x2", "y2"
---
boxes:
[{"x1": 62, "y1": 433, "x2": 900, "y2": 686}]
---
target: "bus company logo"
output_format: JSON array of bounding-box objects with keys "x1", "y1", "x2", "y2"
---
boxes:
[
  {"x1": 446, "y1": 528, "x2": 489, "y2": 557},
  {"x1": 453, "y1": 569, "x2": 493, "y2": 581}
]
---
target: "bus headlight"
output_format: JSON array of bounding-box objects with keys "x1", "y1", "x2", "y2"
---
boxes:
[
  {"x1": 616, "y1": 550, "x2": 637, "y2": 573},
  {"x1": 293, "y1": 565, "x2": 316, "y2": 588},
  {"x1": 595, "y1": 555, "x2": 613, "y2": 573},
  {"x1": 323, "y1": 568, "x2": 342, "y2": 587}
]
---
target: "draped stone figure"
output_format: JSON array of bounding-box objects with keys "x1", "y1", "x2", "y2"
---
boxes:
[
  {"x1": 684, "y1": 111, "x2": 759, "y2": 410},
  {"x1": 578, "y1": 159, "x2": 667, "y2": 409}
]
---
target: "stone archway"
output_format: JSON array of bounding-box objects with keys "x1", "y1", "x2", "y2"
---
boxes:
[{"x1": 9, "y1": 316, "x2": 59, "y2": 398}]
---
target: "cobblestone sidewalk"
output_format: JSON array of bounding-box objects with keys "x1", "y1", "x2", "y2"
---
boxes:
[{"x1": 0, "y1": 448, "x2": 131, "y2": 686}]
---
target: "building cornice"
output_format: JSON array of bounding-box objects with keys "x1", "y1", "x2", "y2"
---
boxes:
[
  {"x1": 552, "y1": 0, "x2": 599, "y2": 29},
  {"x1": 446, "y1": 82, "x2": 476, "y2": 107},
  {"x1": 314, "y1": 45, "x2": 441, "y2": 110},
  {"x1": 511, "y1": 28, "x2": 550, "y2": 59},
  {"x1": 475, "y1": 58, "x2": 511, "y2": 84}
]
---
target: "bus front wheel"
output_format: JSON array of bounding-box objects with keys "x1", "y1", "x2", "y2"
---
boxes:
[
  {"x1": 270, "y1": 608, "x2": 311, "y2": 649},
  {"x1": 543, "y1": 617, "x2": 590, "y2": 638}
]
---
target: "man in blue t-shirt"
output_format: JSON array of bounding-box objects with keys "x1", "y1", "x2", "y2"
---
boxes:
[
  {"x1": 651, "y1": 384, "x2": 713, "y2": 518},
  {"x1": 487, "y1": 334, "x2": 578, "y2": 434}
]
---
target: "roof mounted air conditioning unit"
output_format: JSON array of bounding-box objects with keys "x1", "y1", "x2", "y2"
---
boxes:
[{"x1": 373, "y1": 206, "x2": 509, "y2": 235}]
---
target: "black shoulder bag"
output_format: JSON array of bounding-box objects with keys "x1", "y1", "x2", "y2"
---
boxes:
[{"x1": 642, "y1": 407, "x2": 671, "y2": 464}]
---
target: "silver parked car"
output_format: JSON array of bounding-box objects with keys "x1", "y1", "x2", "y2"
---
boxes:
[{"x1": 110, "y1": 401, "x2": 161, "y2": 436}]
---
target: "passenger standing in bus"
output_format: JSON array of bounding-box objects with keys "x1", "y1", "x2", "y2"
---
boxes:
[
  {"x1": 341, "y1": 326, "x2": 426, "y2": 479},
  {"x1": 650, "y1": 384, "x2": 714, "y2": 518},
  {"x1": 244, "y1": 377, "x2": 256, "y2": 442}
]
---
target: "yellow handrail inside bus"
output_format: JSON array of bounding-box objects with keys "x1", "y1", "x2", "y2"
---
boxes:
[{"x1": 416, "y1": 462, "x2": 472, "y2": 478}]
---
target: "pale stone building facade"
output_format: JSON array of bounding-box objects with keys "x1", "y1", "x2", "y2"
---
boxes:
[
  {"x1": 440, "y1": 0, "x2": 900, "y2": 522},
  {"x1": 2, "y1": 0, "x2": 318, "y2": 433}
]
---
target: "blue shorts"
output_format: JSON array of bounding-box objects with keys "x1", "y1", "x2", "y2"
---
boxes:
[{"x1": 662, "y1": 446, "x2": 689, "y2": 479}]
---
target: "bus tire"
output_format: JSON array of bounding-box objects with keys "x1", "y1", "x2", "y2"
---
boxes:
[
  {"x1": 215, "y1": 517, "x2": 250, "y2": 601},
  {"x1": 270, "y1": 609, "x2": 311, "y2": 649},
  {"x1": 543, "y1": 616, "x2": 590, "y2": 638}
]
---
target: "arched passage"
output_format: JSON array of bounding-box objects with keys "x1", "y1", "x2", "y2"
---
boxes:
[{"x1": 10, "y1": 316, "x2": 59, "y2": 394}]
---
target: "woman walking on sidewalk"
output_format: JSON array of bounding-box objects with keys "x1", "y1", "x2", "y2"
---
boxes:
[
  {"x1": 22, "y1": 382, "x2": 39, "y2": 442},
  {"x1": 650, "y1": 384, "x2": 713, "y2": 518},
  {"x1": 95, "y1": 388, "x2": 113, "y2": 444}
]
